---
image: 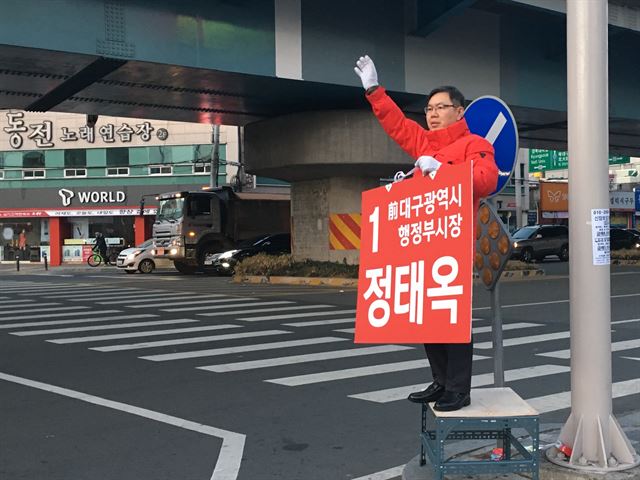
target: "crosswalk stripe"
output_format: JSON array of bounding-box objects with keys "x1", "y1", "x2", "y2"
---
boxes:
[
  {"x1": 96, "y1": 294, "x2": 201, "y2": 304},
  {"x1": 283, "y1": 318, "x2": 355, "y2": 327},
  {"x1": 475, "y1": 331, "x2": 570, "y2": 349},
  {"x1": 612, "y1": 318, "x2": 640, "y2": 325},
  {"x1": 0, "y1": 314, "x2": 154, "y2": 330},
  {"x1": 0, "y1": 309, "x2": 122, "y2": 322},
  {"x1": 197, "y1": 305, "x2": 332, "y2": 317},
  {"x1": 337, "y1": 322, "x2": 542, "y2": 336},
  {"x1": 16, "y1": 319, "x2": 200, "y2": 337},
  {"x1": 141, "y1": 337, "x2": 351, "y2": 362},
  {"x1": 1, "y1": 306, "x2": 89, "y2": 315},
  {"x1": 526, "y1": 378, "x2": 640, "y2": 414},
  {"x1": 1, "y1": 285, "x2": 87, "y2": 292},
  {"x1": 265, "y1": 355, "x2": 491, "y2": 387},
  {"x1": 0, "y1": 299, "x2": 39, "y2": 305},
  {"x1": 237, "y1": 309, "x2": 357, "y2": 322},
  {"x1": 349, "y1": 364, "x2": 571, "y2": 403},
  {"x1": 46, "y1": 324, "x2": 241, "y2": 344},
  {"x1": 92, "y1": 329, "x2": 292, "y2": 352},
  {"x1": 53, "y1": 289, "x2": 143, "y2": 300},
  {"x1": 1, "y1": 301, "x2": 59, "y2": 309},
  {"x1": 130, "y1": 297, "x2": 257, "y2": 309},
  {"x1": 537, "y1": 339, "x2": 640, "y2": 359},
  {"x1": 197, "y1": 345, "x2": 414, "y2": 373},
  {"x1": 162, "y1": 301, "x2": 298, "y2": 313}
]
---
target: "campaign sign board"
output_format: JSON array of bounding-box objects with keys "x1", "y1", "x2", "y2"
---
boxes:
[
  {"x1": 464, "y1": 96, "x2": 518, "y2": 197},
  {"x1": 356, "y1": 162, "x2": 473, "y2": 344}
]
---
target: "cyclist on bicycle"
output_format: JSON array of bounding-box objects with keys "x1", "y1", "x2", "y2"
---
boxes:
[{"x1": 94, "y1": 232, "x2": 108, "y2": 264}]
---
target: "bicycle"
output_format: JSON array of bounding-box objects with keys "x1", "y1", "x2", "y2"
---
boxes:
[{"x1": 87, "y1": 248, "x2": 118, "y2": 267}]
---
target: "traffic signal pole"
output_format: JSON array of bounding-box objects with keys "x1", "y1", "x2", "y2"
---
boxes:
[{"x1": 550, "y1": 2, "x2": 638, "y2": 471}]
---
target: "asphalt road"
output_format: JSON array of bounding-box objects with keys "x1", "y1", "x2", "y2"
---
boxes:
[{"x1": 1, "y1": 263, "x2": 639, "y2": 480}]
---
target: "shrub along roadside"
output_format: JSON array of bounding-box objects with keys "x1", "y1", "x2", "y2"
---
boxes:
[
  {"x1": 234, "y1": 254, "x2": 539, "y2": 279},
  {"x1": 611, "y1": 249, "x2": 640, "y2": 261}
]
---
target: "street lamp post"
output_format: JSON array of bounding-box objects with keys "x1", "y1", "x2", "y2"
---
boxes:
[{"x1": 550, "y1": 1, "x2": 638, "y2": 471}]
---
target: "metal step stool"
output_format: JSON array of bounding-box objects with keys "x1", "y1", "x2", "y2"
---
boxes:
[{"x1": 420, "y1": 387, "x2": 539, "y2": 480}]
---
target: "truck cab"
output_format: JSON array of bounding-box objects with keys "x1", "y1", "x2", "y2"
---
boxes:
[{"x1": 151, "y1": 187, "x2": 290, "y2": 274}]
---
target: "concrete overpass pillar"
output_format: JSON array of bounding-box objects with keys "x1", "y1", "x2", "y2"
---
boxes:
[{"x1": 245, "y1": 110, "x2": 419, "y2": 263}]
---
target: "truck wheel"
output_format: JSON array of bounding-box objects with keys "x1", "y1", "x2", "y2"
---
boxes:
[
  {"x1": 197, "y1": 243, "x2": 221, "y2": 273},
  {"x1": 174, "y1": 260, "x2": 197, "y2": 274}
]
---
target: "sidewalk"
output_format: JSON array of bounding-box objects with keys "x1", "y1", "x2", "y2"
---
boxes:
[{"x1": 403, "y1": 410, "x2": 640, "y2": 480}]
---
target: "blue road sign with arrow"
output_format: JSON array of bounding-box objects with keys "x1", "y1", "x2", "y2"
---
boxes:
[{"x1": 464, "y1": 96, "x2": 519, "y2": 197}]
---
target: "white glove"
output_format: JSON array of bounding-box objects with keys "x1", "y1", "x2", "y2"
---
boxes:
[
  {"x1": 354, "y1": 55, "x2": 378, "y2": 90},
  {"x1": 415, "y1": 155, "x2": 442, "y2": 175}
]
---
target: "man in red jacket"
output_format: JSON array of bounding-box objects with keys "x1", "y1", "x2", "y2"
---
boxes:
[{"x1": 355, "y1": 55, "x2": 498, "y2": 411}]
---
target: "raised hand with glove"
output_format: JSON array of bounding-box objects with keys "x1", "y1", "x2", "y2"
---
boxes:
[
  {"x1": 354, "y1": 55, "x2": 378, "y2": 91},
  {"x1": 415, "y1": 155, "x2": 442, "y2": 175}
]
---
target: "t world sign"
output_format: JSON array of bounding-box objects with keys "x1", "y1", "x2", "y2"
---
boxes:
[{"x1": 58, "y1": 188, "x2": 126, "y2": 207}]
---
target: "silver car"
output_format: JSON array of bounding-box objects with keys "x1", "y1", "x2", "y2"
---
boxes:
[{"x1": 116, "y1": 239, "x2": 158, "y2": 274}]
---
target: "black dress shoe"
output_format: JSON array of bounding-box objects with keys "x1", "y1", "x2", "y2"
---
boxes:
[
  {"x1": 433, "y1": 391, "x2": 471, "y2": 411},
  {"x1": 407, "y1": 382, "x2": 445, "y2": 403}
]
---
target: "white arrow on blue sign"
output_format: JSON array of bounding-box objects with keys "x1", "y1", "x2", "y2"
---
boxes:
[{"x1": 464, "y1": 96, "x2": 519, "y2": 197}]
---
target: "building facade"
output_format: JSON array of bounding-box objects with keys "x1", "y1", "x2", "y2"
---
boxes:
[{"x1": 0, "y1": 110, "x2": 245, "y2": 265}]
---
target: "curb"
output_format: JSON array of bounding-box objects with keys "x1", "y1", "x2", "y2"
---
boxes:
[
  {"x1": 232, "y1": 275, "x2": 357, "y2": 287},
  {"x1": 612, "y1": 259, "x2": 640, "y2": 265},
  {"x1": 473, "y1": 269, "x2": 545, "y2": 280}
]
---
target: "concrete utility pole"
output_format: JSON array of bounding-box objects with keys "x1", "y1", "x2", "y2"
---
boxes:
[{"x1": 551, "y1": 1, "x2": 638, "y2": 471}]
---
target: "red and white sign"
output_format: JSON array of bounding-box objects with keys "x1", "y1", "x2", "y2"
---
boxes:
[
  {"x1": 356, "y1": 162, "x2": 474, "y2": 344},
  {"x1": 0, "y1": 207, "x2": 158, "y2": 218}
]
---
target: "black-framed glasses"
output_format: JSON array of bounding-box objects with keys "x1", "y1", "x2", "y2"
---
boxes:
[{"x1": 424, "y1": 104, "x2": 456, "y2": 114}]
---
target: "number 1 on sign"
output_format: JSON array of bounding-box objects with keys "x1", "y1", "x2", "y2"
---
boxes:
[{"x1": 369, "y1": 206, "x2": 379, "y2": 253}]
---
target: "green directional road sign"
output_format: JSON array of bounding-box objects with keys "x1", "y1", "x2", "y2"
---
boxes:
[{"x1": 528, "y1": 149, "x2": 630, "y2": 172}]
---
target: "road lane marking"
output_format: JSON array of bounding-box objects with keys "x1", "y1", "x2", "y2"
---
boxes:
[
  {"x1": 1, "y1": 305, "x2": 89, "y2": 315},
  {"x1": 96, "y1": 293, "x2": 202, "y2": 304},
  {"x1": 475, "y1": 331, "x2": 570, "y2": 349},
  {"x1": 197, "y1": 345, "x2": 413, "y2": 373},
  {"x1": 527, "y1": 378, "x2": 640, "y2": 413},
  {"x1": 0, "y1": 310, "x2": 122, "y2": 322},
  {"x1": 197, "y1": 305, "x2": 332, "y2": 317},
  {"x1": 283, "y1": 318, "x2": 355, "y2": 327},
  {"x1": 47, "y1": 324, "x2": 241, "y2": 343},
  {"x1": 349, "y1": 364, "x2": 571, "y2": 403},
  {"x1": 0, "y1": 372, "x2": 245, "y2": 480},
  {"x1": 237, "y1": 309, "x2": 357, "y2": 322},
  {"x1": 537, "y1": 339, "x2": 640, "y2": 359},
  {"x1": 163, "y1": 301, "x2": 298, "y2": 313},
  {"x1": 472, "y1": 292, "x2": 640, "y2": 311},
  {"x1": 265, "y1": 355, "x2": 490, "y2": 387},
  {"x1": 141, "y1": 337, "x2": 350, "y2": 362},
  {"x1": 0, "y1": 314, "x2": 154, "y2": 329},
  {"x1": 92, "y1": 329, "x2": 292, "y2": 352},
  {"x1": 130, "y1": 297, "x2": 257, "y2": 309},
  {"x1": 15, "y1": 320, "x2": 201, "y2": 337}
]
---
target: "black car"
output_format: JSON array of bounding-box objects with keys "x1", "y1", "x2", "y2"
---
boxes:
[
  {"x1": 610, "y1": 228, "x2": 640, "y2": 251},
  {"x1": 211, "y1": 233, "x2": 291, "y2": 274},
  {"x1": 510, "y1": 225, "x2": 569, "y2": 262}
]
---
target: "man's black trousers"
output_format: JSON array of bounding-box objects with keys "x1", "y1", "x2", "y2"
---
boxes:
[{"x1": 423, "y1": 337, "x2": 473, "y2": 394}]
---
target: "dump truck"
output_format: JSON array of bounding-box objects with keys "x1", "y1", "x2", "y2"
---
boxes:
[{"x1": 150, "y1": 187, "x2": 290, "y2": 274}]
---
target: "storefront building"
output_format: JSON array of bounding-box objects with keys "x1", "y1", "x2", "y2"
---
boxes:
[{"x1": 0, "y1": 110, "x2": 239, "y2": 265}]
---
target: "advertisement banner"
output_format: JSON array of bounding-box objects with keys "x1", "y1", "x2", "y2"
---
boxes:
[
  {"x1": 609, "y1": 191, "x2": 635, "y2": 212},
  {"x1": 539, "y1": 182, "x2": 568, "y2": 212},
  {"x1": 356, "y1": 162, "x2": 473, "y2": 344}
]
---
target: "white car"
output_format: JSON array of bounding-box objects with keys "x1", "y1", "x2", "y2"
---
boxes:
[{"x1": 116, "y1": 239, "x2": 157, "y2": 274}]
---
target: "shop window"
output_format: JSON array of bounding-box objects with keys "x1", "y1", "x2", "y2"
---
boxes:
[
  {"x1": 65, "y1": 149, "x2": 86, "y2": 167},
  {"x1": 23, "y1": 169, "x2": 46, "y2": 179},
  {"x1": 23, "y1": 151, "x2": 45, "y2": 168},
  {"x1": 106, "y1": 167, "x2": 130, "y2": 176},
  {"x1": 193, "y1": 163, "x2": 211, "y2": 174},
  {"x1": 149, "y1": 164, "x2": 172, "y2": 176},
  {"x1": 106, "y1": 148, "x2": 129, "y2": 167},
  {"x1": 0, "y1": 170, "x2": 4, "y2": 180},
  {"x1": 64, "y1": 168, "x2": 87, "y2": 177}
]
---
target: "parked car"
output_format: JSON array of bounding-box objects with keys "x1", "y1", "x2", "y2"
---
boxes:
[
  {"x1": 116, "y1": 239, "x2": 158, "y2": 274},
  {"x1": 510, "y1": 225, "x2": 569, "y2": 262},
  {"x1": 626, "y1": 228, "x2": 640, "y2": 237},
  {"x1": 610, "y1": 228, "x2": 640, "y2": 251},
  {"x1": 208, "y1": 233, "x2": 291, "y2": 275}
]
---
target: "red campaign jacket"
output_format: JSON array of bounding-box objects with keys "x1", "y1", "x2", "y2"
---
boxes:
[{"x1": 366, "y1": 87, "x2": 499, "y2": 225}]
